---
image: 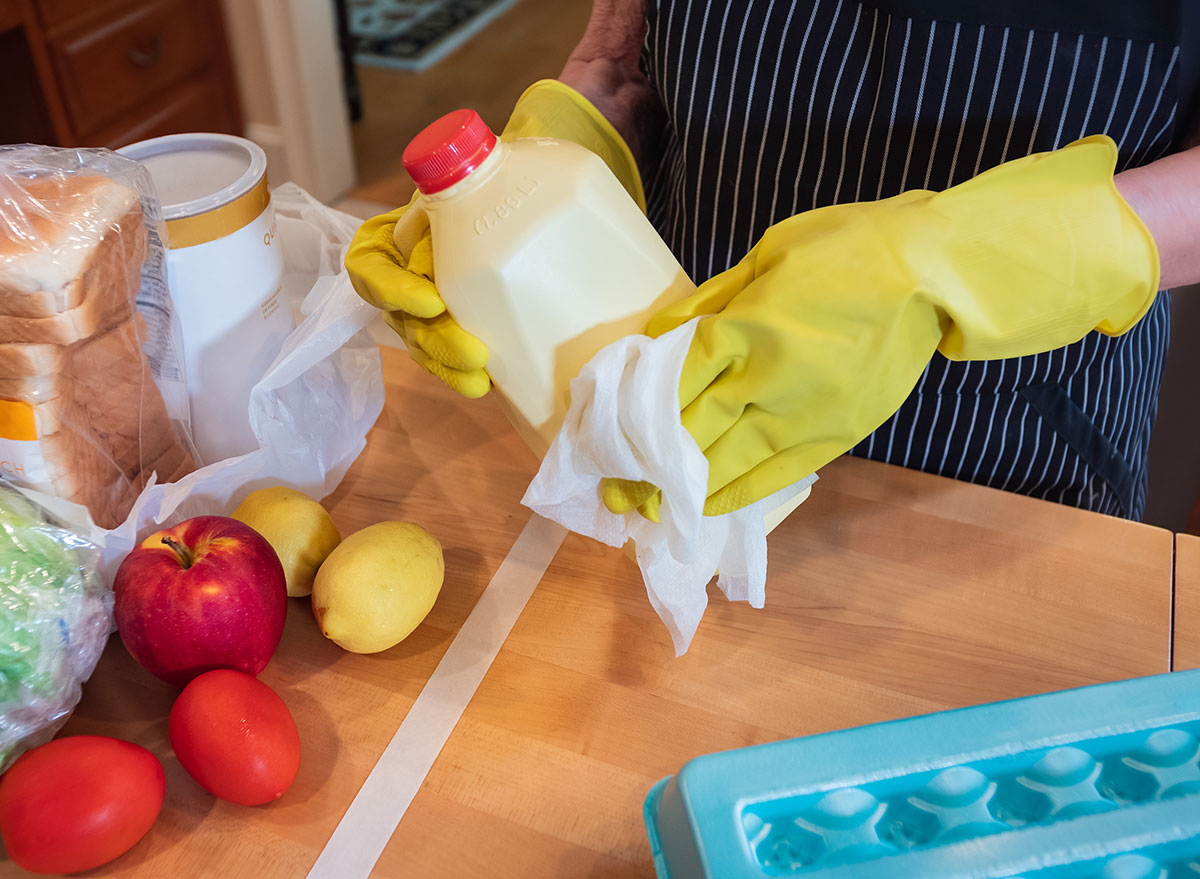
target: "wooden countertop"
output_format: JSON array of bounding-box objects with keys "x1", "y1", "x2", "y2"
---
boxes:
[
  {"x1": 14, "y1": 347, "x2": 1175, "y2": 878},
  {"x1": 1175, "y1": 533, "x2": 1200, "y2": 671}
]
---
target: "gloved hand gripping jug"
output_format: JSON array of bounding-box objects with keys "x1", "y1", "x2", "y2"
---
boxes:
[{"x1": 399, "y1": 109, "x2": 695, "y2": 457}]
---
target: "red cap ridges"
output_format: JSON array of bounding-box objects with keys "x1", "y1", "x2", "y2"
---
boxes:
[{"x1": 402, "y1": 109, "x2": 498, "y2": 195}]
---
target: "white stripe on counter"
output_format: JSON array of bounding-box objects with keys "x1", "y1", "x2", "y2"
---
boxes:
[{"x1": 306, "y1": 514, "x2": 567, "y2": 879}]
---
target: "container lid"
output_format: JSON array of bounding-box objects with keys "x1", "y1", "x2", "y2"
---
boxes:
[
  {"x1": 402, "y1": 109, "x2": 497, "y2": 194},
  {"x1": 118, "y1": 133, "x2": 270, "y2": 248}
]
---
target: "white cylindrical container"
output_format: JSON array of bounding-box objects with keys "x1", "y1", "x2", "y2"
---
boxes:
[{"x1": 118, "y1": 133, "x2": 292, "y2": 465}]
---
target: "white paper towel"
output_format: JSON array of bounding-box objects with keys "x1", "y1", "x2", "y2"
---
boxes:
[{"x1": 522, "y1": 318, "x2": 818, "y2": 654}]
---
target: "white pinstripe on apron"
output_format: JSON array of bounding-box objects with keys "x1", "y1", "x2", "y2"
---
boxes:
[{"x1": 639, "y1": 0, "x2": 1188, "y2": 519}]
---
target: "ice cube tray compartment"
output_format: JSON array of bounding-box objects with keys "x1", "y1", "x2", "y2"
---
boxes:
[{"x1": 644, "y1": 670, "x2": 1200, "y2": 879}]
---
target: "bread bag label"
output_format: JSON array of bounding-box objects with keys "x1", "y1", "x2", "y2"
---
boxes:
[
  {"x1": 137, "y1": 222, "x2": 183, "y2": 383},
  {"x1": 0, "y1": 400, "x2": 52, "y2": 490}
]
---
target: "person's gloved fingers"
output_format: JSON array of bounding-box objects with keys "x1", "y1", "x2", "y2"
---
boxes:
[
  {"x1": 670, "y1": 312, "x2": 756, "y2": 429},
  {"x1": 677, "y1": 351, "x2": 751, "y2": 457},
  {"x1": 391, "y1": 324, "x2": 491, "y2": 398},
  {"x1": 381, "y1": 309, "x2": 432, "y2": 359},
  {"x1": 396, "y1": 311, "x2": 490, "y2": 372},
  {"x1": 390, "y1": 194, "x2": 428, "y2": 256},
  {"x1": 345, "y1": 202, "x2": 447, "y2": 318},
  {"x1": 636, "y1": 489, "x2": 662, "y2": 523},
  {"x1": 415, "y1": 351, "x2": 492, "y2": 399},
  {"x1": 346, "y1": 210, "x2": 405, "y2": 309},
  {"x1": 600, "y1": 478, "x2": 663, "y2": 524},
  {"x1": 601, "y1": 478, "x2": 659, "y2": 514},
  {"x1": 701, "y1": 432, "x2": 845, "y2": 516},
  {"x1": 380, "y1": 311, "x2": 489, "y2": 398},
  {"x1": 350, "y1": 245, "x2": 446, "y2": 317},
  {"x1": 695, "y1": 406, "x2": 785, "y2": 505}
]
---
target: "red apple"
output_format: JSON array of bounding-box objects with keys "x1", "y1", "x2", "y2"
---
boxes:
[{"x1": 113, "y1": 516, "x2": 287, "y2": 687}]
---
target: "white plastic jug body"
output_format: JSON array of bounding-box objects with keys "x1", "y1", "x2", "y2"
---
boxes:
[{"x1": 419, "y1": 137, "x2": 695, "y2": 455}]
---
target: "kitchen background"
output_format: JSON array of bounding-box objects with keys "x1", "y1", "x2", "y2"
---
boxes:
[{"x1": 1, "y1": 0, "x2": 1196, "y2": 532}]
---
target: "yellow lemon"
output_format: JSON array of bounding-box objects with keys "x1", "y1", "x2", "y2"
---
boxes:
[
  {"x1": 232, "y1": 487, "x2": 342, "y2": 598},
  {"x1": 311, "y1": 521, "x2": 444, "y2": 654}
]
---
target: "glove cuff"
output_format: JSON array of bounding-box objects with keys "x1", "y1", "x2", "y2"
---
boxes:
[
  {"x1": 917, "y1": 135, "x2": 1161, "y2": 360},
  {"x1": 504, "y1": 79, "x2": 647, "y2": 213}
]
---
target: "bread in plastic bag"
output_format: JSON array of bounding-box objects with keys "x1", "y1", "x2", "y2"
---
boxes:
[
  {"x1": 33, "y1": 181, "x2": 386, "y2": 581},
  {"x1": 0, "y1": 481, "x2": 108, "y2": 771},
  {"x1": 0, "y1": 145, "x2": 195, "y2": 530},
  {"x1": 0, "y1": 180, "x2": 383, "y2": 770}
]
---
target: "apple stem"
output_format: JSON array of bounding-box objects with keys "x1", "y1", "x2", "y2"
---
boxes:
[{"x1": 162, "y1": 536, "x2": 194, "y2": 569}]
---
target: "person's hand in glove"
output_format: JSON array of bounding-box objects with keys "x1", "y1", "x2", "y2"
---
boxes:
[
  {"x1": 345, "y1": 80, "x2": 645, "y2": 397},
  {"x1": 604, "y1": 135, "x2": 1159, "y2": 520}
]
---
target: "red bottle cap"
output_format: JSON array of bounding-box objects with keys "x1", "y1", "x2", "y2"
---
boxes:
[{"x1": 402, "y1": 109, "x2": 498, "y2": 194}]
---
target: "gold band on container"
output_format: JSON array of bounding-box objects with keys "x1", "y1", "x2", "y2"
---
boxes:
[{"x1": 165, "y1": 175, "x2": 270, "y2": 249}]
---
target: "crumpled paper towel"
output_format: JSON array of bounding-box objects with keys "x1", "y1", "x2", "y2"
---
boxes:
[{"x1": 522, "y1": 318, "x2": 817, "y2": 654}]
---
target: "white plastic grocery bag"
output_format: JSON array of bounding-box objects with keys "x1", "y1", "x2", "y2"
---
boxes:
[{"x1": 30, "y1": 183, "x2": 385, "y2": 578}]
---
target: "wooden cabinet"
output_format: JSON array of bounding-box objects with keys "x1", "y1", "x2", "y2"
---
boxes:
[{"x1": 1, "y1": 0, "x2": 241, "y2": 149}]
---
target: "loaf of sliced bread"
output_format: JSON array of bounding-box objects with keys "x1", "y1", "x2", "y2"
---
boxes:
[
  {"x1": 0, "y1": 176, "x2": 145, "y2": 319},
  {"x1": 0, "y1": 173, "x2": 193, "y2": 528},
  {"x1": 0, "y1": 343, "x2": 68, "y2": 380}
]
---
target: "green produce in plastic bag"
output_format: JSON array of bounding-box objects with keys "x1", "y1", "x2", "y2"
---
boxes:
[{"x1": 0, "y1": 483, "x2": 109, "y2": 771}]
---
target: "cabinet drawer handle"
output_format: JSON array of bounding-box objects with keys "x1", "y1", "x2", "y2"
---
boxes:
[{"x1": 128, "y1": 34, "x2": 164, "y2": 67}]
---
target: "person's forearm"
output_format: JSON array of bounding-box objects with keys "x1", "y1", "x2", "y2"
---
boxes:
[
  {"x1": 557, "y1": 0, "x2": 665, "y2": 170},
  {"x1": 1114, "y1": 145, "x2": 1200, "y2": 290}
]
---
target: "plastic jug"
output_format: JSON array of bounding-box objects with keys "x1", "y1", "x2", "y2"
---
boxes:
[
  {"x1": 400, "y1": 109, "x2": 695, "y2": 456},
  {"x1": 401, "y1": 110, "x2": 811, "y2": 529}
]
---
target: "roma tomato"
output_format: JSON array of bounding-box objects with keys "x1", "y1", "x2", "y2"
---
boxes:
[
  {"x1": 169, "y1": 669, "x2": 300, "y2": 806},
  {"x1": 0, "y1": 735, "x2": 165, "y2": 874}
]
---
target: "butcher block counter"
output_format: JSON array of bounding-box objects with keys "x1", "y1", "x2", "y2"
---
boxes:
[
  {"x1": 1175, "y1": 533, "x2": 1200, "y2": 671},
  {"x1": 13, "y1": 346, "x2": 1174, "y2": 878}
]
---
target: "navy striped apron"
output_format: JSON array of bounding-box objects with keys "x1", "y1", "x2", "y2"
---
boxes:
[{"x1": 639, "y1": 0, "x2": 1189, "y2": 520}]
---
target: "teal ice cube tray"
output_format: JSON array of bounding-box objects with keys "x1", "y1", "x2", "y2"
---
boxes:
[{"x1": 644, "y1": 670, "x2": 1200, "y2": 878}]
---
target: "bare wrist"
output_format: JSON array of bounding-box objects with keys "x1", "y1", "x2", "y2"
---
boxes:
[
  {"x1": 1115, "y1": 147, "x2": 1200, "y2": 290},
  {"x1": 556, "y1": 0, "x2": 665, "y2": 169}
]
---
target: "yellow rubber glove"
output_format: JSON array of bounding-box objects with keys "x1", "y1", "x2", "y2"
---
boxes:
[
  {"x1": 604, "y1": 135, "x2": 1159, "y2": 518},
  {"x1": 345, "y1": 80, "x2": 645, "y2": 397}
]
